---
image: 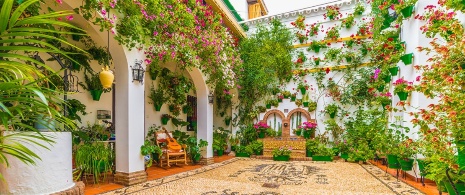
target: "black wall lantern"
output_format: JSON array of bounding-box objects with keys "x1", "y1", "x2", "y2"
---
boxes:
[
  {"x1": 208, "y1": 92, "x2": 214, "y2": 104},
  {"x1": 130, "y1": 60, "x2": 145, "y2": 83}
]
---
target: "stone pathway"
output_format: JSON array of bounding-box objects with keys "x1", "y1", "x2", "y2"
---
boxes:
[{"x1": 101, "y1": 158, "x2": 424, "y2": 195}]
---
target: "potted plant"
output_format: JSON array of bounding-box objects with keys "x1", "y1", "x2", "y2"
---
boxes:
[
  {"x1": 324, "y1": 26, "x2": 340, "y2": 41},
  {"x1": 64, "y1": 99, "x2": 87, "y2": 123},
  {"x1": 324, "y1": 119, "x2": 343, "y2": 142},
  {"x1": 393, "y1": 78, "x2": 413, "y2": 101},
  {"x1": 306, "y1": 138, "x2": 318, "y2": 157},
  {"x1": 394, "y1": 0, "x2": 417, "y2": 18},
  {"x1": 266, "y1": 99, "x2": 279, "y2": 108},
  {"x1": 342, "y1": 51, "x2": 357, "y2": 63},
  {"x1": 400, "y1": 53, "x2": 414, "y2": 65},
  {"x1": 313, "y1": 57, "x2": 321, "y2": 66},
  {"x1": 297, "y1": 81, "x2": 309, "y2": 95},
  {"x1": 148, "y1": 85, "x2": 168, "y2": 111},
  {"x1": 247, "y1": 140, "x2": 264, "y2": 155},
  {"x1": 397, "y1": 138, "x2": 417, "y2": 171},
  {"x1": 213, "y1": 127, "x2": 229, "y2": 156},
  {"x1": 376, "y1": 92, "x2": 392, "y2": 110},
  {"x1": 307, "y1": 40, "x2": 327, "y2": 53},
  {"x1": 140, "y1": 140, "x2": 162, "y2": 168},
  {"x1": 79, "y1": 71, "x2": 109, "y2": 101},
  {"x1": 324, "y1": 5, "x2": 341, "y2": 20},
  {"x1": 341, "y1": 14, "x2": 355, "y2": 29},
  {"x1": 324, "y1": 103, "x2": 338, "y2": 118},
  {"x1": 235, "y1": 145, "x2": 253, "y2": 157},
  {"x1": 281, "y1": 91, "x2": 291, "y2": 99},
  {"x1": 354, "y1": 3, "x2": 365, "y2": 16},
  {"x1": 325, "y1": 48, "x2": 342, "y2": 61},
  {"x1": 74, "y1": 142, "x2": 114, "y2": 184},
  {"x1": 277, "y1": 95, "x2": 284, "y2": 102},
  {"x1": 308, "y1": 23, "x2": 320, "y2": 36},
  {"x1": 295, "y1": 99, "x2": 303, "y2": 107},
  {"x1": 253, "y1": 121, "x2": 270, "y2": 138},
  {"x1": 299, "y1": 121, "x2": 317, "y2": 139},
  {"x1": 185, "y1": 137, "x2": 208, "y2": 163},
  {"x1": 272, "y1": 146, "x2": 292, "y2": 161},
  {"x1": 161, "y1": 114, "x2": 171, "y2": 125},
  {"x1": 307, "y1": 101, "x2": 317, "y2": 112},
  {"x1": 224, "y1": 116, "x2": 232, "y2": 126},
  {"x1": 302, "y1": 93, "x2": 309, "y2": 107},
  {"x1": 312, "y1": 144, "x2": 334, "y2": 162},
  {"x1": 290, "y1": 93, "x2": 296, "y2": 101},
  {"x1": 148, "y1": 62, "x2": 162, "y2": 80},
  {"x1": 229, "y1": 135, "x2": 239, "y2": 151}
]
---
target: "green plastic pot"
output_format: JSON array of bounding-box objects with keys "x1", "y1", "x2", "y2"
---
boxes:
[
  {"x1": 332, "y1": 148, "x2": 340, "y2": 156},
  {"x1": 397, "y1": 92, "x2": 409, "y2": 101},
  {"x1": 300, "y1": 88, "x2": 307, "y2": 95},
  {"x1": 255, "y1": 150, "x2": 262, "y2": 155},
  {"x1": 398, "y1": 158, "x2": 414, "y2": 171},
  {"x1": 346, "y1": 57, "x2": 352, "y2": 63},
  {"x1": 278, "y1": 99, "x2": 283, "y2": 103},
  {"x1": 401, "y1": 53, "x2": 413, "y2": 65},
  {"x1": 193, "y1": 153, "x2": 201, "y2": 163},
  {"x1": 417, "y1": 159, "x2": 429, "y2": 176},
  {"x1": 382, "y1": 76, "x2": 392, "y2": 83},
  {"x1": 329, "y1": 112, "x2": 336, "y2": 119},
  {"x1": 154, "y1": 104, "x2": 162, "y2": 111},
  {"x1": 161, "y1": 117, "x2": 169, "y2": 125},
  {"x1": 306, "y1": 151, "x2": 313, "y2": 157},
  {"x1": 235, "y1": 152, "x2": 250, "y2": 157},
  {"x1": 303, "y1": 130, "x2": 312, "y2": 139},
  {"x1": 387, "y1": 154, "x2": 400, "y2": 169},
  {"x1": 258, "y1": 131, "x2": 265, "y2": 138},
  {"x1": 312, "y1": 156, "x2": 332, "y2": 162},
  {"x1": 341, "y1": 153, "x2": 349, "y2": 160},
  {"x1": 328, "y1": 15, "x2": 335, "y2": 20},
  {"x1": 303, "y1": 102, "x2": 309, "y2": 107},
  {"x1": 217, "y1": 149, "x2": 224, "y2": 156},
  {"x1": 381, "y1": 102, "x2": 390, "y2": 110},
  {"x1": 291, "y1": 97, "x2": 296, "y2": 101},
  {"x1": 377, "y1": 85, "x2": 385, "y2": 92},
  {"x1": 314, "y1": 59, "x2": 320, "y2": 65},
  {"x1": 388, "y1": 66, "x2": 399, "y2": 76},
  {"x1": 314, "y1": 46, "x2": 320, "y2": 53},
  {"x1": 90, "y1": 90, "x2": 103, "y2": 101},
  {"x1": 225, "y1": 119, "x2": 231, "y2": 126},
  {"x1": 401, "y1": 5, "x2": 414, "y2": 18},
  {"x1": 266, "y1": 104, "x2": 271, "y2": 109},
  {"x1": 273, "y1": 155, "x2": 290, "y2": 161},
  {"x1": 295, "y1": 130, "x2": 302, "y2": 136},
  {"x1": 231, "y1": 146, "x2": 236, "y2": 151}
]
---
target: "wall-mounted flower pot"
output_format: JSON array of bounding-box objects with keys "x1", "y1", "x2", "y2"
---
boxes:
[
  {"x1": 401, "y1": 53, "x2": 413, "y2": 65},
  {"x1": 387, "y1": 154, "x2": 400, "y2": 169},
  {"x1": 154, "y1": 104, "x2": 162, "y2": 111},
  {"x1": 191, "y1": 121, "x2": 197, "y2": 127},
  {"x1": 99, "y1": 67, "x2": 114, "y2": 89},
  {"x1": 346, "y1": 57, "x2": 352, "y2": 63},
  {"x1": 169, "y1": 105, "x2": 174, "y2": 112},
  {"x1": 273, "y1": 155, "x2": 290, "y2": 161},
  {"x1": 401, "y1": 5, "x2": 414, "y2": 18},
  {"x1": 278, "y1": 99, "x2": 283, "y2": 103},
  {"x1": 388, "y1": 66, "x2": 399, "y2": 76},
  {"x1": 329, "y1": 111, "x2": 336, "y2": 118},
  {"x1": 161, "y1": 117, "x2": 170, "y2": 125},
  {"x1": 328, "y1": 15, "x2": 335, "y2": 20},
  {"x1": 312, "y1": 156, "x2": 332, "y2": 162},
  {"x1": 399, "y1": 158, "x2": 414, "y2": 171},
  {"x1": 377, "y1": 85, "x2": 385, "y2": 92},
  {"x1": 291, "y1": 97, "x2": 296, "y2": 101},
  {"x1": 381, "y1": 102, "x2": 390, "y2": 110},
  {"x1": 90, "y1": 90, "x2": 103, "y2": 101},
  {"x1": 396, "y1": 92, "x2": 408, "y2": 101},
  {"x1": 383, "y1": 76, "x2": 392, "y2": 83},
  {"x1": 34, "y1": 114, "x2": 56, "y2": 131},
  {"x1": 303, "y1": 101, "x2": 309, "y2": 107},
  {"x1": 314, "y1": 59, "x2": 320, "y2": 65},
  {"x1": 300, "y1": 88, "x2": 307, "y2": 94},
  {"x1": 266, "y1": 104, "x2": 271, "y2": 109},
  {"x1": 314, "y1": 46, "x2": 321, "y2": 53},
  {"x1": 225, "y1": 119, "x2": 231, "y2": 126}
]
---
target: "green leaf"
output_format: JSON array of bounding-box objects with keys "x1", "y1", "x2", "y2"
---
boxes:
[{"x1": 0, "y1": 0, "x2": 13, "y2": 33}]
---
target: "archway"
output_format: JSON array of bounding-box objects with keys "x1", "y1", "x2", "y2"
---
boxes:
[
  {"x1": 286, "y1": 108, "x2": 315, "y2": 138},
  {"x1": 261, "y1": 109, "x2": 286, "y2": 136}
]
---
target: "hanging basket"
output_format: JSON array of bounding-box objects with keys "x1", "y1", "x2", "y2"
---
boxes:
[
  {"x1": 99, "y1": 66, "x2": 114, "y2": 89},
  {"x1": 397, "y1": 91, "x2": 409, "y2": 101},
  {"x1": 401, "y1": 5, "x2": 414, "y2": 18},
  {"x1": 90, "y1": 90, "x2": 103, "y2": 101},
  {"x1": 388, "y1": 66, "x2": 399, "y2": 76},
  {"x1": 401, "y1": 53, "x2": 413, "y2": 65}
]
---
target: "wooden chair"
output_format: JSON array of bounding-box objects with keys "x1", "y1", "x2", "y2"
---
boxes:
[{"x1": 155, "y1": 130, "x2": 188, "y2": 168}]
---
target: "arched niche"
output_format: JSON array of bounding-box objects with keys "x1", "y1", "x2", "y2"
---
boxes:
[{"x1": 261, "y1": 109, "x2": 286, "y2": 135}]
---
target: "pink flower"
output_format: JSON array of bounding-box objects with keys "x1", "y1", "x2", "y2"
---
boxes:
[
  {"x1": 101, "y1": 9, "x2": 107, "y2": 15},
  {"x1": 56, "y1": 0, "x2": 62, "y2": 4},
  {"x1": 66, "y1": 15, "x2": 73, "y2": 21}
]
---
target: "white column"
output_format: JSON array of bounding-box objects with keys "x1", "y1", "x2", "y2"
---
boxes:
[{"x1": 114, "y1": 48, "x2": 146, "y2": 174}]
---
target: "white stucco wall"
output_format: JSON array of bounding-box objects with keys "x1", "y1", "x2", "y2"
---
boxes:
[
  {"x1": 0, "y1": 132, "x2": 74, "y2": 195},
  {"x1": 230, "y1": 0, "x2": 249, "y2": 21}
]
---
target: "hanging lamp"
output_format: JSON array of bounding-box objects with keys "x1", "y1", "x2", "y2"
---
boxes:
[{"x1": 99, "y1": 11, "x2": 114, "y2": 89}]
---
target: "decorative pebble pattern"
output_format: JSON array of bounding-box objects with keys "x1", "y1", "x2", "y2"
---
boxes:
[{"x1": 101, "y1": 158, "x2": 423, "y2": 195}]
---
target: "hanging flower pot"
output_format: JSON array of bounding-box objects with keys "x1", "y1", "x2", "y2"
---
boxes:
[
  {"x1": 90, "y1": 90, "x2": 103, "y2": 101},
  {"x1": 314, "y1": 46, "x2": 321, "y2": 53},
  {"x1": 381, "y1": 102, "x2": 390, "y2": 110},
  {"x1": 278, "y1": 99, "x2": 283, "y2": 103},
  {"x1": 383, "y1": 76, "x2": 392, "y2": 83},
  {"x1": 291, "y1": 96, "x2": 296, "y2": 101},
  {"x1": 396, "y1": 91, "x2": 409, "y2": 101},
  {"x1": 401, "y1": 53, "x2": 413, "y2": 65},
  {"x1": 300, "y1": 88, "x2": 307, "y2": 95},
  {"x1": 99, "y1": 66, "x2": 114, "y2": 89},
  {"x1": 154, "y1": 104, "x2": 162, "y2": 111},
  {"x1": 266, "y1": 104, "x2": 271, "y2": 109},
  {"x1": 225, "y1": 118, "x2": 231, "y2": 126},
  {"x1": 303, "y1": 101, "x2": 309, "y2": 107},
  {"x1": 401, "y1": 5, "x2": 414, "y2": 18},
  {"x1": 345, "y1": 57, "x2": 352, "y2": 63},
  {"x1": 328, "y1": 15, "x2": 335, "y2": 20},
  {"x1": 388, "y1": 66, "x2": 399, "y2": 76},
  {"x1": 314, "y1": 58, "x2": 320, "y2": 65}
]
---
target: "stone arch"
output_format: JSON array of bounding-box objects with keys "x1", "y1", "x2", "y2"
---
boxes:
[
  {"x1": 261, "y1": 109, "x2": 286, "y2": 122},
  {"x1": 286, "y1": 108, "x2": 315, "y2": 138}
]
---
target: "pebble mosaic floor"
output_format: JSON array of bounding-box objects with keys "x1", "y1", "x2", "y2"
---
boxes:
[{"x1": 101, "y1": 158, "x2": 424, "y2": 195}]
